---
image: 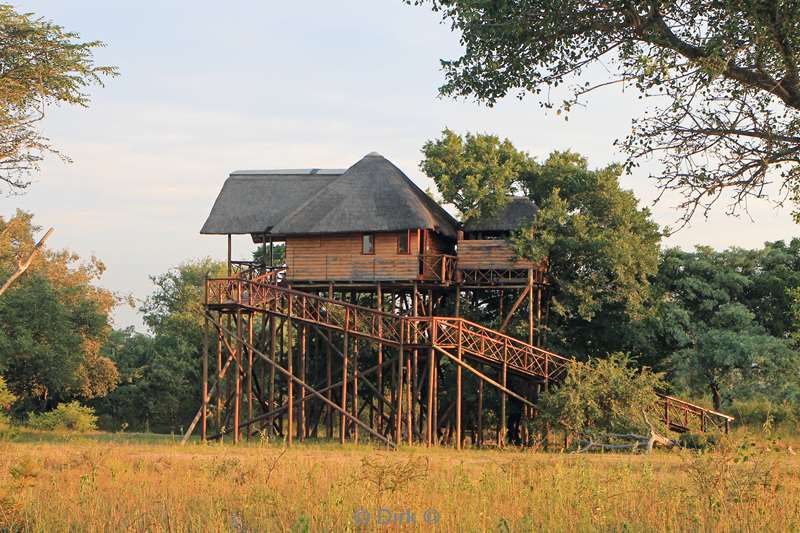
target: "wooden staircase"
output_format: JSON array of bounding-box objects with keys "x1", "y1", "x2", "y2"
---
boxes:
[{"x1": 206, "y1": 277, "x2": 734, "y2": 435}]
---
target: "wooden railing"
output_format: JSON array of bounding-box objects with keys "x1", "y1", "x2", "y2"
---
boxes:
[
  {"x1": 420, "y1": 254, "x2": 457, "y2": 283},
  {"x1": 206, "y1": 277, "x2": 734, "y2": 433}
]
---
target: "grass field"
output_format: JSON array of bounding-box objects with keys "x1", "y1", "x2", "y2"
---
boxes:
[{"x1": 0, "y1": 430, "x2": 798, "y2": 532}]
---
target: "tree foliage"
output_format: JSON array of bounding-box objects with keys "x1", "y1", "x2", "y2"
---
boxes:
[
  {"x1": 94, "y1": 258, "x2": 225, "y2": 433},
  {"x1": 0, "y1": 4, "x2": 117, "y2": 193},
  {"x1": 650, "y1": 245, "x2": 800, "y2": 410},
  {"x1": 420, "y1": 128, "x2": 530, "y2": 222},
  {"x1": 0, "y1": 3, "x2": 117, "y2": 316},
  {"x1": 0, "y1": 211, "x2": 117, "y2": 412},
  {"x1": 535, "y1": 353, "x2": 666, "y2": 437},
  {"x1": 421, "y1": 132, "x2": 662, "y2": 357},
  {"x1": 412, "y1": 0, "x2": 800, "y2": 220}
]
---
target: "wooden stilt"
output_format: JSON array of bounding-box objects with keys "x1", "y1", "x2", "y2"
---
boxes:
[
  {"x1": 234, "y1": 312, "x2": 242, "y2": 444},
  {"x1": 300, "y1": 323, "x2": 307, "y2": 441},
  {"x1": 340, "y1": 307, "x2": 349, "y2": 445},
  {"x1": 286, "y1": 303, "x2": 293, "y2": 447},
  {"x1": 247, "y1": 314, "x2": 253, "y2": 441},
  {"x1": 201, "y1": 310, "x2": 209, "y2": 442},
  {"x1": 268, "y1": 315, "x2": 276, "y2": 438}
]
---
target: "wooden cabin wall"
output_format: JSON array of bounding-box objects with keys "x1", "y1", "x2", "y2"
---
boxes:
[
  {"x1": 456, "y1": 238, "x2": 534, "y2": 270},
  {"x1": 285, "y1": 232, "x2": 419, "y2": 281}
]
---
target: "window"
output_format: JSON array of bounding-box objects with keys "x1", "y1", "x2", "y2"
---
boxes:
[
  {"x1": 362, "y1": 233, "x2": 375, "y2": 255},
  {"x1": 397, "y1": 231, "x2": 409, "y2": 254}
]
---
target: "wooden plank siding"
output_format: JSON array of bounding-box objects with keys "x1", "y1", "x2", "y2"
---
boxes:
[
  {"x1": 456, "y1": 239, "x2": 534, "y2": 270},
  {"x1": 286, "y1": 231, "x2": 421, "y2": 281}
]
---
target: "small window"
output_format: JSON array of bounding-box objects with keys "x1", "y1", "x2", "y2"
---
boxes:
[
  {"x1": 397, "y1": 231, "x2": 409, "y2": 254},
  {"x1": 362, "y1": 233, "x2": 375, "y2": 255}
]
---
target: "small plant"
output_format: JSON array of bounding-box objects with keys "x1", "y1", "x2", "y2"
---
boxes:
[{"x1": 28, "y1": 401, "x2": 98, "y2": 432}]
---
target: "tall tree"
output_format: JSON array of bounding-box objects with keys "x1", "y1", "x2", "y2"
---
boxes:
[
  {"x1": 421, "y1": 132, "x2": 662, "y2": 357},
  {"x1": 411, "y1": 1, "x2": 800, "y2": 221},
  {"x1": 0, "y1": 211, "x2": 118, "y2": 412},
  {"x1": 0, "y1": 5, "x2": 117, "y2": 193},
  {"x1": 96, "y1": 258, "x2": 225, "y2": 432}
]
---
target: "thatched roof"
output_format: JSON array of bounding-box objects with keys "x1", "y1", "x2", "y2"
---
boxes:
[
  {"x1": 200, "y1": 153, "x2": 459, "y2": 238},
  {"x1": 463, "y1": 197, "x2": 538, "y2": 233},
  {"x1": 200, "y1": 170, "x2": 344, "y2": 235}
]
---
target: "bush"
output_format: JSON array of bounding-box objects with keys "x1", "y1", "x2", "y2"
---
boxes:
[
  {"x1": 728, "y1": 397, "x2": 799, "y2": 430},
  {"x1": 0, "y1": 376, "x2": 16, "y2": 438},
  {"x1": 677, "y1": 431, "x2": 718, "y2": 450},
  {"x1": 533, "y1": 353, "x2": 667, "y2": 438},
  {"x1": 28, "y1": 401, "x2": 98, "y2": 432}
]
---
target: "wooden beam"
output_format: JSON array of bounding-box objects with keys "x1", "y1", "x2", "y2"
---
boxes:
[{"x1": 498, "y1": 286, "x2": 531, "y2": 333}]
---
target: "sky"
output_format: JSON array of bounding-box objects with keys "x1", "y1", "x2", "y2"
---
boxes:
[{"x1": 5, "y1": 1, "x2": 798, "y2": 331}]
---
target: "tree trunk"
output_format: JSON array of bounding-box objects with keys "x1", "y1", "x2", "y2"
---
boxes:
[
  {"x1": 710, "y1": 383, "x2": 721, "y2": 412},
  {"x1": 0, "y1": 227, "x2": 54, "y2": 297}
]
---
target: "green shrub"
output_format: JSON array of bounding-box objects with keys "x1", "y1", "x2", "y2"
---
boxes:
[
  {"x1": 28, "y1": 401, "x2": 98, "y2": 432},
  {"x1": 728, "y1": 397, "x2": 798, "y2": 429},
  {"x1": 677, "y1": 431, "x2": 718, "y2": 450},
  {"x1": 0, "y1": 376, "x2": 16, "y2": 438}
]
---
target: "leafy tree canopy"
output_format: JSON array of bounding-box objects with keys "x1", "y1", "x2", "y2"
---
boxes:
[
  {"x1": 0, "y1": 5, "x2": 117, "y2": 193},
  {"x1": 0, "y1": 211, "x2": 118, "y2": 412},
  {"x1": 411, "y1": 0, "x2": 800, "y2": 221},
  {"x1": 421, "y1": 131, "x2": 662, "y2": 357}
]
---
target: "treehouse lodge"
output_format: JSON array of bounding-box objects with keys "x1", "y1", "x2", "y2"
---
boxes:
[
  {"x1": 186, "y1": 152, "x2": 733, "y2": 448},
  {"x1": 200, "y1": 151, "x2": 541, "y2": 289}
]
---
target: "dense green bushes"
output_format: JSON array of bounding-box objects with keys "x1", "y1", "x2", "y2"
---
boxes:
[{"x1": 27, "y1": 401, "x2": 98, "y2": 432}]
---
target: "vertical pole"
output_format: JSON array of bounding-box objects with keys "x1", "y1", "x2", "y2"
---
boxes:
[
  {"x1": 201, "y1": 310, "x2": 209, "y2": 442},
  {"x1": 353, "y1": 335, "x2": 359, "y2": 445},
  {"x1": 216, "y1": 317, "x2": 222, "y2": 435},
  {"x1": 477, "y1": 379, "x2": 484, "y2": 447},
  {"x1": 456, "y1": 319, "x2": 463, "y2": 450},
  {"x1": 227, "y1": 234, "x2": 232, "y2": 276},
  {"x1": 247, "y1": 314, "x2": 253, "y2": 441},
  {"x1": 500, "y1": 339, "x2": 508, "y2": 447},
  {"x1": 528, "y1": 268, "x2": 534, "y2": 346},
  {"x1": 286, "y1": 302, "x2": 294, "y2": 447},
  {"x1": 234, "y1": 312, "x2": 242, "y2": 444},
  {"x1": 269, "y1": 237, "x2": 274, "y2": 267},
  {"x1": 377, "y1": 283, "x2": 383, "y2": 435},
  {"x1": 340, "y1": 308, "x2": 350, "y2": 445},
  {"x1": 268, "y1": 314, "x2": 276, "y2": 438},
  {"x1": 412, "y1": 284, "x2": 420, "y2": 437},
  {"x1": 395, "y1": 320, "x2": 405, "y2": 446},
  {"x1": 300, "y1": 324, "x2": 307, "y2": 442},
  {"x1": 426, "y1": 347, "x2": 435, "y2": 447},
  {"x1": 327, "y1": 283, "x2": 334, "y2": 439}
]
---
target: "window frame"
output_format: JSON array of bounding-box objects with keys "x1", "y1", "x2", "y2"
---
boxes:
[
  {"x1": 397, "y1": 230, "x2": 410, "y2": 255},
  {"x1": 361, "y1": 233, "x2": 375, "y2": 255}
]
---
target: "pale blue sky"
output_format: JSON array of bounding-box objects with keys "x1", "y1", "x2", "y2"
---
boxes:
[{"x1": 6, "y1": 1, "x2": 798, "y2": 330}]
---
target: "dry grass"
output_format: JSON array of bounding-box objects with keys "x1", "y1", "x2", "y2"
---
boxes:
[{"x1": 0, "y1": 431, "x2": 799, "y2": 532}]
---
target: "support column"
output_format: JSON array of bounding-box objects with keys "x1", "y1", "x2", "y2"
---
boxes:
[
  {"x1": 201, "y1": 312, "x2": 209, "y2": 442},
  {"x1": 247, "y1": 314, "x2": 253, "y2": 441},
  {"x1": 340, "y1": 308, "x2": 349, "y2": 445},
  {"x1": 268, "y1": 315, "x2": 276, "y2": 438},
  {"x1": 299, "y1": 324, "x2": 307, "y2": 442},
  {"x1": 286, "y1": 307, "x2": 294, "y2": 447},
  {"x1": 234, "y1": 312, "x2": 242, "y2": 444}
]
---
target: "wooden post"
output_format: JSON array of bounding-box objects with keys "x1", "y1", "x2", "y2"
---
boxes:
[
  {"x1": 353, "y1": 335, "x2": 359, "y2": 444},
  {"x1": 500, "y1": 338, "x2": 508, "y2": 447},
  {"x1": 227, "y1": 234, "x2": 232, "y2": 276},
  {"x1": 395, "y1": 322, "x2": 405, "y2": 446},
  {"x1": 327, "y1": 283, "x2": 334, "y2": 439},
  {"x1": 268, "y1": 315, "x2": 276, "y2": 438},
  {"x1": 216, "y1": 321, "x2": 223, "y2": 435},
  {"x1": 528, "y1": 268, "x2": 534, "y2": 346},
  {"x1": 234, "y1": 312, "x2": 242, "y2": 444},
  {"x1": 377, "y1": 283, "x2": 383, "y2": 435},
  {"x1": 299, "y1": 324, "x2": 307, "y2": 441},
  {"x1": 247, "y1": 314, "x2": 253, "y2": 441},
  {"x1": 340, "y1": 307, "x2": 350, "y2": 444},
  {"x1": 456, "y1": 319, "x2": 463, "y2": 450},
  {"x1": 477, "y1": 378, "x2": 484, "y2": 447},
  {"x1": 426, "y1": 344, "x2": 435, "y2": 447},
  {"x1": 201, "y1": 312, "x2": 209, "y2": 442},
  {"x1": 286, "y1": 303, "x2": 294, "y2": 447}
]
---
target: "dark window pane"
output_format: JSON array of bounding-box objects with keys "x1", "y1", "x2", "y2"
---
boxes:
[{"x1": 398, "y1": 232, "x2": 409, "y2": 254}]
